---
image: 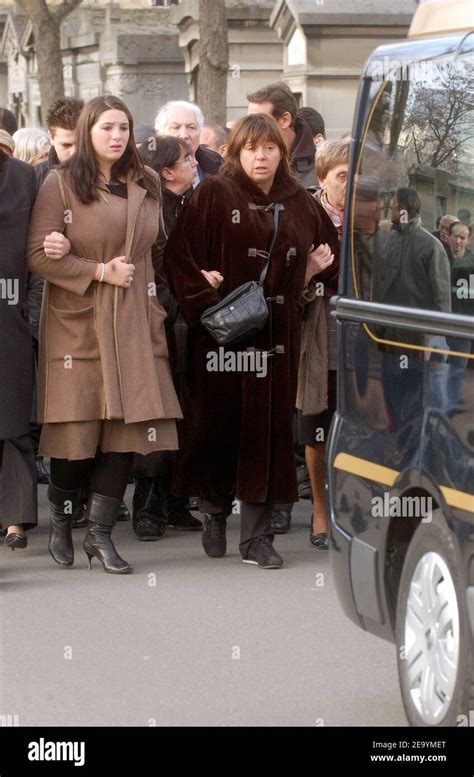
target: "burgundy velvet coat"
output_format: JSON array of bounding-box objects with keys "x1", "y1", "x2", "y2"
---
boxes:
[{"x1": 163, "y1": 171, "x2": 338, "y2": 503}]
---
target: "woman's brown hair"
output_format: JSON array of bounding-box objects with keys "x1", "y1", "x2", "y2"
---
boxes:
[
  {"x1": 316, "y1": 140, "x2": 349, "y2": 181},
  {"x1": 63, "y1": 95, "x2": 161, "y2": 203},
  {"x1": 220, "y1": 114, "x2": 295, "y2": 187}
]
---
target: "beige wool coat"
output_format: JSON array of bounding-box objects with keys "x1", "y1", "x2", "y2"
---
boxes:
[
  {"x1": 26, "y1": 169, "x2": 182, "y2": 426},
  {"x1": 296, "y1": 288, "x2": 329, "y2": 416}
]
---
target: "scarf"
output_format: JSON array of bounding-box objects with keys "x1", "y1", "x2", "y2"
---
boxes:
[{"x1": 319, "y1": 190, "x2": 344, "y2": 240}]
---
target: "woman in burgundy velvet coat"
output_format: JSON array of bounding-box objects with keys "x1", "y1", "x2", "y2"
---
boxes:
[{"x1": 164, "y1": 114, "x2": 338, "y2": 569}]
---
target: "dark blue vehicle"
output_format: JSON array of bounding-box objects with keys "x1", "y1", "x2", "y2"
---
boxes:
[{"x1": 327, "y1": 0, "x2": 474, "y2": 726}]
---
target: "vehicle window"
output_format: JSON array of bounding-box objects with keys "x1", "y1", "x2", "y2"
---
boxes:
[{"x1": 351, "y1": 51, "x2": 474, "y2": 338}]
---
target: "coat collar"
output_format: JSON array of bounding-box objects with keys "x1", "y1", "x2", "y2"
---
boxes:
[
  {"x1": 124, "y1": 177, "x2": 146, "y2": 258},
  {"x1": 290, "y1": 115, "x2": 316, "y2": 162},
  {"x1": 391, "y1": 216, "x2": 421, "y2": 234},
  {"x1": 230, "y1": 169, "x2": 302, "y2": 204},
  {"x1": 95, "y1": 173, "x2": 147, "y2": 257}
]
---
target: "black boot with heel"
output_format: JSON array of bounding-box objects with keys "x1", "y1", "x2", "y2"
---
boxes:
[
  {"x1": 48, "y1": 483, "x2": 83, "y2": 567},
  {"x1": 83, "y1": 493, "x2": 133, "y2": 574}
]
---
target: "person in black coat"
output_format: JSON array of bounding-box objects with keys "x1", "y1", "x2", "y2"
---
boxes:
[
  {"x1": 163, "y1": 114, "x2": 337, "y2": 569},
  {"x1": 0, "y1": 150, "x2": 38, "y2": 549},
  {"x1": 130, "y1": 135, "x2": 202, "y2": 539}
]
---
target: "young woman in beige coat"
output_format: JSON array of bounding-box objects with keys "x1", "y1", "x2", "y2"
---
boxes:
[{"x1": 27, "y1": 95, "x2": 182, "y2": 574}]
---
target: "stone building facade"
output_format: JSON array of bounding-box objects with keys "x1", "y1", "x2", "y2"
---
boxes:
[
  {"x1": 270, "y1": 0, "x2": 418, "y2": 137},
  {"x1": 0, "y1": 1, "x2": 188, "y2": 127},
  {"x1": 0, "y1": 0, "x2": 418, "y2": 133}
]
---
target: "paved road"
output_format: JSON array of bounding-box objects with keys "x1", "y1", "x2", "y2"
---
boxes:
[{"x1": 0, "y1": 484, "x2": 406, "y2": 727}]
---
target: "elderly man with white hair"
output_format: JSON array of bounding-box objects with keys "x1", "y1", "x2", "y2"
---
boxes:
[{"x1": 155, "y1": 100, "x2": 223, "y2": 187}]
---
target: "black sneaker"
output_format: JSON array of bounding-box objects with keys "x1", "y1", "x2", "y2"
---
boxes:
[
  {"x1": 242, "y1": 537, "x2": 283, "y2": 569},
  {"x1": 133, "y1": 514, "x2": 167, "y2": 541},
  {"x1": 167, "y1": 509, "x2": 203, "y2": 531},
  {"x1": 270, "y1": 509, "x2": 291, "y2": 534},
  {"x1": 201, "y1": 514, "x2": 227, "y2": 557}
]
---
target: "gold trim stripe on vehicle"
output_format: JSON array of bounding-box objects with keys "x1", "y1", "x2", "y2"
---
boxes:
[
  {"x1": 333, "y1": 452, "x2": 398, "y2": 486},
  {"x1": 333, "y1": 452, "x2": 474, "y2": 513},
  {"x1": 439, "y1": 485, "x2": 474, "y2": 513},
  {"x1": 361, "y1": 323, "x2": 473, "y2": 361}
]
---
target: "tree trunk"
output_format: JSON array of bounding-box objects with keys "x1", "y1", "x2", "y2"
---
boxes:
[
  {"x1": 17, "y1": 1, "x2": 83, "y2": 124},
  {"x1": 197, "y1": 0, "x2": 228, "y2": 126}
]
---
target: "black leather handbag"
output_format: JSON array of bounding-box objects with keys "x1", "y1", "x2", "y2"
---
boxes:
[{"x1": 200, "y1": 203, "x2": 282, "y2": 345}]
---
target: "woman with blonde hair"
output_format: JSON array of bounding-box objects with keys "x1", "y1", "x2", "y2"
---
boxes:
[
  {"x1": 297, "y1": 139, "x2": 349, "y2": 548},
  {"x1": 13, "y1": 128, "x2": 50, "y2": 166},
  {"x1": 27, "y1": 95, "x2": 181, "y2": 574}
]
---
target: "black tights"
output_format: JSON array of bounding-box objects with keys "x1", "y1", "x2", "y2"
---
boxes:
[
  {"x1": 0, "y1": 440, "x2": 3, "y2": 468},
  {"x1": 50, "y1": 451, "x2": 134, "y2": 500}
]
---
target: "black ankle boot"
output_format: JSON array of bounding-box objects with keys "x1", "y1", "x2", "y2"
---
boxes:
[
  {"x1": 84, "y1": 493, "x2": 133, "y2": 574},
  {"x1": 48, "y1": 483, "x2": 83, "y2": 567}
]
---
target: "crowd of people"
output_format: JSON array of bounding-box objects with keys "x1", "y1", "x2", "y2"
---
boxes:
[{"x1": 10, "y1": 79, "x2": 454, "y2": 572}]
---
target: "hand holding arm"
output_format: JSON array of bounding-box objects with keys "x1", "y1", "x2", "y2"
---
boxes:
[
  {"x1": 304, "y1": 243, "x2": 334, "y2": 287},
  {"x1": 43, "y1": 231, "x2": 71, "y2": 259}
]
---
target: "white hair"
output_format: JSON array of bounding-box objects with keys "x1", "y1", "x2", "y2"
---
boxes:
[
  {"x1": 12, "y1": 127, "x2": 50, "y2": 165},
  {"x1": 154, "y1": 100, "x2": 205, "y2": 134}
]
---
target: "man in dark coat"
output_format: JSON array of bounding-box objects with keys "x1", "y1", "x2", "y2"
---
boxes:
[
  {"x1": 247, "y1": 82, "x2": 317, "y2": 188},
  {"x1": 373, "y1": 187, "x2": 451, "y2": 325},
  {"x1": 372, "y1": 187, "x2": 452, "y2": 422},
  {"x1": 0, "y1": 150, "x2": 38, "y2": 542}
]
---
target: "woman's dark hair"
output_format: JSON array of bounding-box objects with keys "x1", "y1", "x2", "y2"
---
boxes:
[
  {"x1": 220, "y1": 114, "x2": 294, "y2": 187},
  {"x1": 0, "y1": 107, "x2": 18, "y2": 135},
  {"x1": 139, "y1": 135, "x2": 190, "y2": 183},
  {"x1": 63, "y1": 95, "x2": 161, "y2": 203}
]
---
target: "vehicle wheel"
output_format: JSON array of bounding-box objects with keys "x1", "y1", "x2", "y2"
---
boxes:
[{"x1": 395, "y1": 508, "x2": 474, "y2": 726}]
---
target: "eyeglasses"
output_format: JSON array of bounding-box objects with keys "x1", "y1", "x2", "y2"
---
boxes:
[{"x1": 173, "y1": 153, "x2": 195, "y2": 165}]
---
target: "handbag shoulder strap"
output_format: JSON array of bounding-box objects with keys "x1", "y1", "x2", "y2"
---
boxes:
[
  {"x1": 259, "y1": 203, "x2": 282, "y2": 286},
  {"x1": 52, "y1": 168, "x2": 70, "y2": 216}
]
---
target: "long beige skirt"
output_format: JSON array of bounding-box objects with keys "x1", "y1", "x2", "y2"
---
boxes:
[{"x1": 39, "y1": 418, "x2": 178, "y2": 460}]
